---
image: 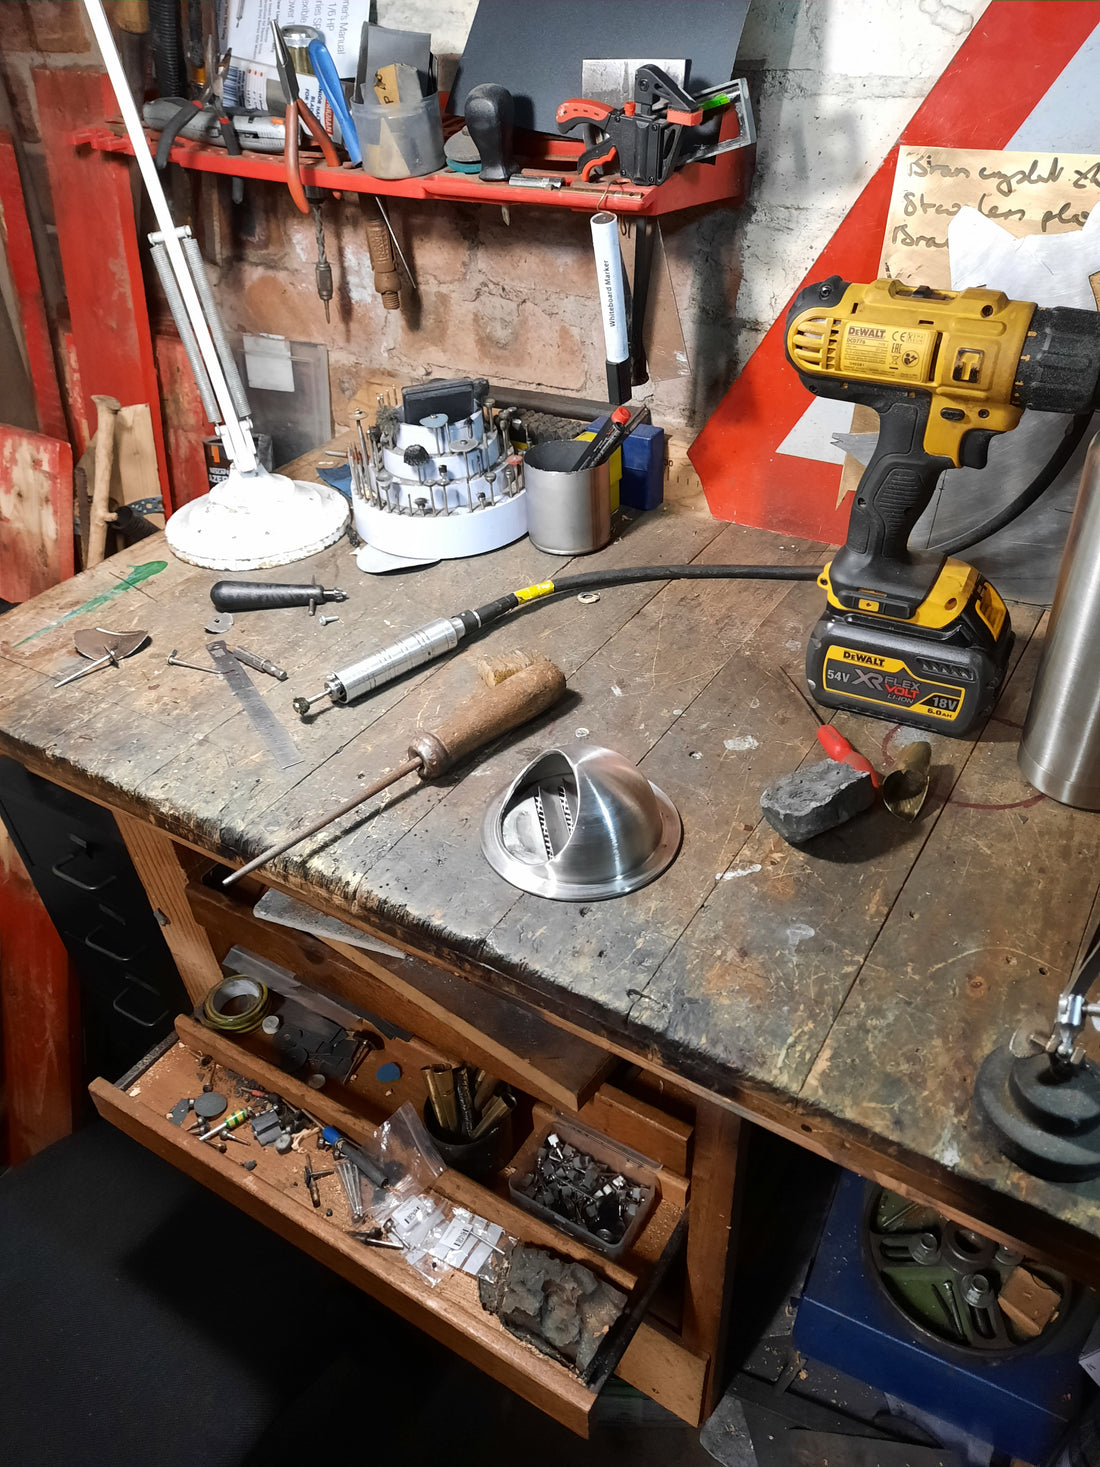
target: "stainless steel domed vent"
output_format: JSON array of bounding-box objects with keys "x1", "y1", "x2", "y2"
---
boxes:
[{"x1": 481, "y1": 744, "x2": 682, "y2": 900}]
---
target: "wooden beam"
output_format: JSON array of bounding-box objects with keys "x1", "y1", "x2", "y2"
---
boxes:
[
  {"x1": 114, "y1": 814, "x2": 221, "y2": 1004},
  {"x1": 617, "y1": 1320, "x2": 708, "y2": 1426},
  {"x1": 681, "y1": 1099, "x2": 746, "y2": 1415}
]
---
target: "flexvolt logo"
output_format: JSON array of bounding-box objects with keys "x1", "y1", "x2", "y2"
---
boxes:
[{"x1": 847, "y1": 326, "x2": 886, "y2": 340}]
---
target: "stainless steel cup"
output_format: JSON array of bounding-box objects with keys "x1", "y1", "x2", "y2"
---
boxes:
[
  {"x1": 1019, "y1": 430, "x2": 1100, "y2": 807},
  {"x1": 523, "y1": 439, "x2": 611, "y2": 554}
]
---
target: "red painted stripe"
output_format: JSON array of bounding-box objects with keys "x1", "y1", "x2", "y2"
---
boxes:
[
  {"x1": 35, "y1": 70, "x2": 173, "y2": 508},
  {"x1": 0, "y1": 130, "x2": 66, "y2": 442},
  {"x1": 690, "y1": 1, "x2": 1100, "y2": 542}
]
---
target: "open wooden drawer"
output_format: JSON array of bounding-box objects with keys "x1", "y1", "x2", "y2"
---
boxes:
[{"x1": 90, "y1": 1013, "x2": 695, "y2": 1436}]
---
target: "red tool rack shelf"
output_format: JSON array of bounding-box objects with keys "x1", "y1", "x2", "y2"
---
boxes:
[{"x1": 74, "y1": 105, "x2": 751, "y2": 217}]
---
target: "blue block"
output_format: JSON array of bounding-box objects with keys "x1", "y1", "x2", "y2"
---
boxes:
[
  {"x1": 793, "y1": 1170, "x2": 1095, "y2": 1464},
  {"x1": 584, "y1": 418, "x2": 665, "y2": 511}
]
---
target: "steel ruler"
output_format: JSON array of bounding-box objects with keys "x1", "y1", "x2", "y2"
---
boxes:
[{"x1": 206, "y1": 638, "x2": 303, "y2": 769}]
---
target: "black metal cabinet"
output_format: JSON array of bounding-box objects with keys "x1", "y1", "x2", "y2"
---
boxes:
[{"x1": 0, "y1": 758, "x2": 187, "y2": 1080}]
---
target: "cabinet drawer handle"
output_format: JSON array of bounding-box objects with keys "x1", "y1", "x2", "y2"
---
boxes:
[
  {"x1": 112, "y1": 981, "x2": 170, "y2": 1029},
  {"x1": 84, "y1": 927, "x2": 144, "y2": 963},
  {"x1": 51, "y1": 854, "x2": 116, "y2": 892}
]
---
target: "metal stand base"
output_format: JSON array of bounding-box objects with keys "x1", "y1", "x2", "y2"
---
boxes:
[
  {"x1": 975, "y1": 1045, "x2": 1100, "y2": 1181},
  {"x1": 166, "y1": 471, "x2": 349, "y2": 571}
]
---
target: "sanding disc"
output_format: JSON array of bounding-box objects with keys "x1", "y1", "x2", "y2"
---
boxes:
[{"x1": 193, "y1": 1091, "x2": 228, "y2": 1120}]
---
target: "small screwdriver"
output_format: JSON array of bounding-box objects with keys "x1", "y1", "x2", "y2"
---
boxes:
[{"x1": 782, "y1": 669, "x2": 881, "y2": 790}]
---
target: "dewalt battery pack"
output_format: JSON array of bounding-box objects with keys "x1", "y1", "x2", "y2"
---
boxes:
[{"x1": 805, "y1": 560, "x2": 1014, "y2": 737}]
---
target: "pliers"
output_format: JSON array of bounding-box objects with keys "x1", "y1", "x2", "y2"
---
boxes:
[
  {"x1": 155, "y1": 45, "x2": 242, "y2": 199},
  {"x1": 271, "y1": 19, "x2": 341, "y2": 214}
]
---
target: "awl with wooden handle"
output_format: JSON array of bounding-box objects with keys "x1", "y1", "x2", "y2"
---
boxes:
[{"x1": 223, "y1": 655, "x2": 566, "y2": 885}]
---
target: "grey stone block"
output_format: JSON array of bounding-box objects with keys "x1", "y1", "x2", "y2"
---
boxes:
[{"x1": 760, "y1": 758, "x2": 875, "y2": 843}]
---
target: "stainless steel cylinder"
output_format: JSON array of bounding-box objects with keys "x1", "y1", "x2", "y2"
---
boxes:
[
  {"x1": 330, "y1": 616, "x2": 466, "y2": 702},
  {"x1": 523, "y1": 440, "x2": 611, "y2": 555},
  {"x1": 1019, "y1": 431, "x2": 1100, "y2": 807}
]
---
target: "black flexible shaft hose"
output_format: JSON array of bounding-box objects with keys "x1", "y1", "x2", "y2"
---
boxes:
[
  {"x1": 470, "y1": 563, "x2": 823, "y2": 630},
  {"x1": 554, "y1": 563, "x2": 821, "y2": 593},
  {"x1": 926, "y1": 412, "x2": 1094, "y2": 556}
]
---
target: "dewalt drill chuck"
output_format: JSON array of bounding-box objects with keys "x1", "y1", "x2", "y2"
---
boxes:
[{"x1": 786, "y1": 276, "x2": 1100, "y2": 735}]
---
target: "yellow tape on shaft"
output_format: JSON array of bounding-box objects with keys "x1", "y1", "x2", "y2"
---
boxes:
[{"x1": 514, "y1": 580, "x2": 556, "y2": 603}]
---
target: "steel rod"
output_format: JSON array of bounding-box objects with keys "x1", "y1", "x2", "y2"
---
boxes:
[
  {"x1": 223, "y1": 756, "x2": 422, "y2": 885},
  {"x1": 82, "y1": 0, "x2": 257, "y2": 470}
]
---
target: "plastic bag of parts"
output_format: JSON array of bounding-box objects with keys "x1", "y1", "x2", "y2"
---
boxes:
[
  {"x1": 369, "y1": 1101, "x2": 445, "y2": 1229},
  {"x1": 384, "y1": 1192, "x2": 453, "y2": 1285},
  {"x1": 431, "y1": 1207, "x2": 508, "y2": 1278},
  {"x1": 384, "y1": 1194, "x2": 510, "y2": 1286}
]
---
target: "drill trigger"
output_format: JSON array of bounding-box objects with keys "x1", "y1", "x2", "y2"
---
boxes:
[{"x1": 959, "y1": 427, "x2": 997, "y2": 470}]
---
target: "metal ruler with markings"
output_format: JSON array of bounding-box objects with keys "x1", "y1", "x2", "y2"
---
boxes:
[{"x1": 206, "y1": 638, "x2": 303, "y2": 769}]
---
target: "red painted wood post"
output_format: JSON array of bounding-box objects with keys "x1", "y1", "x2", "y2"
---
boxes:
[
  {"x1": 33, "y1": 67, "x2": 175, "y2": 508},
  {"x1": 0, "y1": 828, "x2": 80, "y2": 1164},
  {"x1": 0, "y1": 129, "x2": 67, "y2": 441}
]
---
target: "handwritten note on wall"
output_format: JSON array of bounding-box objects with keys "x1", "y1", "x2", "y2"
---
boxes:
[{"x1": 880, "y1": 146, "x2": 1100, "y2": 287}]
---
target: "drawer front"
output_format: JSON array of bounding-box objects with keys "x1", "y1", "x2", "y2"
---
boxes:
[{"x1": 186, "y1": 876, "x2": 615, "y2": 1112}]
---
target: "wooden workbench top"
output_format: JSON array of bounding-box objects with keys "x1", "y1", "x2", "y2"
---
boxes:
[{"x1": 3, "y1": 460, "x2": 1099, "y2": 1270}]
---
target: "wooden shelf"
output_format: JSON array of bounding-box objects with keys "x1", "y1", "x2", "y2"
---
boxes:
[
  {"x1": 185, "y1": 875, "x2": 618, "y2": 1114},
  {"x1": 73, "y1": 108, "x2": 751, "y2": 217}
]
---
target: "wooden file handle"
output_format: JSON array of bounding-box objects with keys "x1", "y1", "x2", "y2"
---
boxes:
[{"x1": 410, "y1": 657, "x2": 566, "y2": 778}]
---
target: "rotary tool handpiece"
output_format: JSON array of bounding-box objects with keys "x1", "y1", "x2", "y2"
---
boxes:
[{"x1": 223, "y1": 656, "x2": 566, "y2": 886}]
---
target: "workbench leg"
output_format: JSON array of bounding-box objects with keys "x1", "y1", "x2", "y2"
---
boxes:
[
  {"x1": 682, "y1": 1098, "x2": 747, "y2": 1417},
  {"x1": 113, "y1": 815, "x2": 222, "y2": 1006},
  {"x1": 0, "y1": 828, "x2": 80, "y2": 1163}
]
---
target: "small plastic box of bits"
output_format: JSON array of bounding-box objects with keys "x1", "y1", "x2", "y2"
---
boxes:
[{"x1": 508, "y1": 1114, "x2": 658, "y2": 1256}]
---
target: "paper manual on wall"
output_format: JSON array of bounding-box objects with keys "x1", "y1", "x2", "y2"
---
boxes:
[
  {"x1": 222, "y1": 0, "x2": 371, "y2": 75},
  {"x1": 881, "y1": 145, "x2": 1100, "y2": 300}
]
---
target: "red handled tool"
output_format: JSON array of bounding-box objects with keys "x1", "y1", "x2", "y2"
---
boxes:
[
  {"x1": 271, "y1": 19, "x2": 341, "y2": 214},
  {"x1": 572, "y1": 404, "x2": 648, "y2": 472},
  {"x1": 782, "y1": 670, "x2": 881, "y2": 790},
  {"x1": 271, "y1": 19, "x2": 340, "y2": 318}
]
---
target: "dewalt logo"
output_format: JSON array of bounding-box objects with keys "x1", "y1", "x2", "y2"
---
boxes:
[
  {"x1": 847, "y1": 327, "x2": 886, "y2": 340},
  {"x1": 840, "y1": 649, "x2": 886, "y2": 667}
]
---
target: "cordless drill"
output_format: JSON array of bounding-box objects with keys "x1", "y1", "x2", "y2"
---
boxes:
[{"x1": 785, "y1": 276, "x2": 1100, "y2": 735}]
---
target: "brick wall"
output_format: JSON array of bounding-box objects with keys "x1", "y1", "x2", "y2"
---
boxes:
[{"x1": 211, "y1": 0, "x2": 991, "y2": 432}]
